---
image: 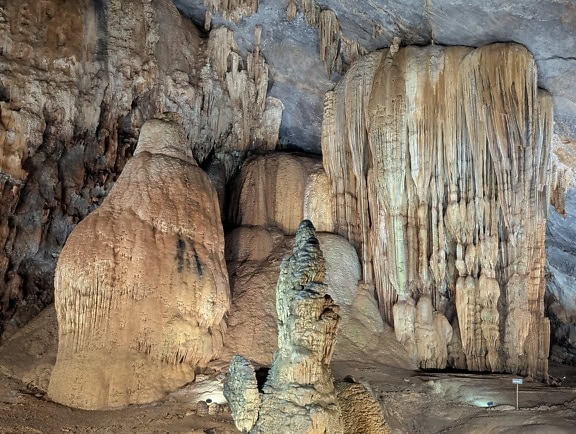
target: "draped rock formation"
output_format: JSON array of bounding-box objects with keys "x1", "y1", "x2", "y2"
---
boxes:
[
  {"x1": 48, "y1": 118, "x2": 230, "y2": 409},
  {"x1": 229, "y1": 153, "x2": 335, "y2": 234},
  {"x1": 0, "y1": 0, "x2": 281, "y2": 336},
  {"x1": 224, "y1": 220, "x2": 343, "y2": 433},
  {"x1": 322, "y1": 43, "x2": 553, "y2": 379}
]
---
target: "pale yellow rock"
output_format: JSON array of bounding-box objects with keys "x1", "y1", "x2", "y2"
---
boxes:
[
  {"x1": 322, "y1": 43, "x2": 553, "y2": 378},
  {"x1": 0, "y1": 103, "x2": 26, "y2": 180},
  {"x1": 48, "y1": 118, "x2": 230, "y2": 409}
]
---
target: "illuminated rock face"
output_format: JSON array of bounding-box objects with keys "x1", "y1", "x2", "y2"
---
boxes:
[
  {"x1": 322, "y1": 43, "x2": 553, "y2": 379},
  {"x1": 48, "y1": 118, "x2": 230, "y2": 409},
  {"x1": 225, "y1": 220, "x2": 343, "y2": 434},
  {"x1": 228, "y1": 153, "x2": 335, "y2": 235}
]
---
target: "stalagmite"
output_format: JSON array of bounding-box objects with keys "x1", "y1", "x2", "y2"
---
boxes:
[
  {"x1": 224, "y1": 220, "x2": 343, "y2": 433},
  {"x1": 321, "y1": 43, "x2": 553, "y2": 379},
  {"x1": 48, "y1": 117, "x2": 230, "y2": 409}
]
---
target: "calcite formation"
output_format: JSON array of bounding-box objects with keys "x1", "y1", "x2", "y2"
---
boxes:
[
  {"x1": 0, "y1": 0, "x2": 281, "y2": 335},
  {"x1": 224, "y1": 228, "x2": 362, "y2": 366},
  {"x1": 48, "y1": 117, "x2": 230, "y2": 409},
  {"x1": 335, "y1": 381, "x2": 390, "y2": 434},
  {"x1": 224, "y1": 220, "x2": 343, "y2": 433},
  {"x1": 229, "y1": 153, "x2": 335, "y2": 234},
  {"x1": 322, "y1": 43, "x2": 553, "y2": 379}
]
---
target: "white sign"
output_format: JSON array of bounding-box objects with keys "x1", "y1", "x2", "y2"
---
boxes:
[{"x1": 512, "y1": 378, "x2": 523, "y2": 385}]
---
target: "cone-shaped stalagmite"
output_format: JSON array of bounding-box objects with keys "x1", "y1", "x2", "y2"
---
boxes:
[
  {"x1": 48, "y1": 116, "x2": 230, "y2": 409},
  {"x1": 322, "y1": 43, "x2": 552, "y2": 379},
  {"x1": 224, "y1": 220, "x2": 343, "y2": 433}
]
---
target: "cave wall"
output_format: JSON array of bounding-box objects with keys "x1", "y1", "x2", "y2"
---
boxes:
[{"x1": 0, "y1": 0, "x2": 281, "y2": 336}]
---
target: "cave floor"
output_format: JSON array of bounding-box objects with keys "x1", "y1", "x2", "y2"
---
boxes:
[
  {"x1": 333, "y1": 360, "x2": 576, "y2": 433},
  {"x1": 1, "y1": 362, "x2": 575, "y2": 434}
]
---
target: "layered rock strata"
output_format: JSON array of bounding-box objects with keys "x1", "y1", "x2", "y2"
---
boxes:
[
  {"x1": 48, "y1": 118, "x2": 230, "y2": 409},
  {"x1": 224, "y1": 220, "x2": 343, "y2": 433},
  {"x1": 322, "y1": 43, "x2": 553, "y2": 378}
]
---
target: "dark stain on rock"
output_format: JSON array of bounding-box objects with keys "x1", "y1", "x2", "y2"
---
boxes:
[
  {"x1": 192, "y1": 246, "x2": 203, "y2": 277},
  {"x1": 175, "y1": 239, "x2": 186, "y2": 273}
]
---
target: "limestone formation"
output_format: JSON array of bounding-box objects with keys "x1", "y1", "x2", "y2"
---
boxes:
[
  {"x1": 48, "y1": 118, "x2": 230, "y2": 409},
  {"x1": 223, "y1": 228, "x2": 406, "y2": 367},
  {"x1": 229, "y1": 153, "x2": 335, "y2": 234},
  {"x1": 0, "y1": 0, "x2": 281, "y2": 335},
  {"x1": 335, "y1": 381, "x2": 390, "y2": 434},
  {"x1": 223, "y1": 355, "x2": 261, "y2": 432},
  {"x1": 322, "y1": 43, "x2": 553, "y2": 379},
  {"x1": 284, "y1": 1, "x2": 367, "y2": 77},
  {"x1": 203, "y1": 0, "x2": 259, "y2": 23},
  {"x1": 224, "y1": 220, "x2": 343, "y2": 433}
]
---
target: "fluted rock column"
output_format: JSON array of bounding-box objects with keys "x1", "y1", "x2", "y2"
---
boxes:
[
  {"x1": 48, "y1": 117, "x2": 230, "y2": 409},
  {"x1": 321, "y1": 43, "x2": 553, "y2": 379}
]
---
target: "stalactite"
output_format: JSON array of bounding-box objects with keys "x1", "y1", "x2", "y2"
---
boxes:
[
  {"x1": 206, "y1": 27, "x2": 283, "y2": 151},
  {"x1": 203, "y1": 0, "x2": 258, "y2": 22},
  {"x1": 318, "y1": 9, "x2": 341, "y2": 77},
  {"x1": 321, "y1": 43, "x2": 554, "y2": 379},
  {"x1": 291, "y1": 1, "x2": 368, "y2": 76}
]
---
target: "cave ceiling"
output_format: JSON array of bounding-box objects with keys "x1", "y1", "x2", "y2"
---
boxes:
[{"x1": 173, "y1": 0, "x2": 576, "y2": 154}]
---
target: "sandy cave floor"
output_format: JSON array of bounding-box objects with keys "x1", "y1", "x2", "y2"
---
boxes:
[{"x1": 0, "y1": 362, "x2": 575, "y2": 434}]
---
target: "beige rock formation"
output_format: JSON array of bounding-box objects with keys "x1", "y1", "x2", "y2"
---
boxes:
[
  {"x1": 203, "y1": 0, "x2": 259, "y2": 23},
  {"x1": 286, "y1": 1, "x2": 367, "y2": 77},
  {"x1": 335, "y1": 381, "x2": 390, "y2": 434},
  {"x1": 0, "y1": 0, "x2": 281, "y2": 332},
  {"x1": 228, "y1": 153, "x2": 335, "y2": 234},
  {"x1": 223, "y1": 228, "x2": 402, "y2": 367},
  {"x1": 322, "y1": 43, "x2": 553, "y2": 379},
  {"x1": 48, "y1": 118, "x2": 230, "y2": 409},
  {"x1": 225, "y1": 220, "x2": 343, "y2": 433}
]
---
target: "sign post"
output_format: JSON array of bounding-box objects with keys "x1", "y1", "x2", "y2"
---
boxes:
[{"x1": 512, "y1": 378, "x2": 523, "y2": 409}]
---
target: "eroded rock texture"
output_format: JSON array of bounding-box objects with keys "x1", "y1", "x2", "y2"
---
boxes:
[
  {"x1": 322, "y1": 43, "x2": 553, "y2": 379},
  {"x1": 225, "y1": 220, "x2": 343, "y2": 433},
  {"x1": 48, "y1": 118, "x2": 230, "y2": 409},
  {"x1": 335, "y1": 381, "x2": 390, "y2": 434},
  {"x1": 0, "y1": 0, "x2": 281, "y2": 337},
  {"x1": 223, "y1": 355, "x2": 261, "y2": 432}
]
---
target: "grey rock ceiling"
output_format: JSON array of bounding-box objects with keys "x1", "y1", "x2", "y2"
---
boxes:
[{"x1": 173, "y1": 0, "x2": 576, "y2": 154}]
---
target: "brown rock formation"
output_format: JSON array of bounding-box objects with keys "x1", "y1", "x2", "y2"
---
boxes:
[
  {"x1": 322, "y1": 43, "x2": 553, "y2": 379},
  {"x1": 335, "y1": 381, "x2": 390, "y2": 434},
  {"x1": 0, "y1": 0, "x2": 281, "y2": 336},
  {"x1": 224, "y1": 220, "x2": 343, "y2": 433},
  {"x1": 47, "y1": 118, "x2": 230, "y2": 409},
  {"x1": 228, "y1": 153, "x2": 335, "y2": 234},
  {"x1": 223, "y1": 226, "x2": 412, "y2": 368}
]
